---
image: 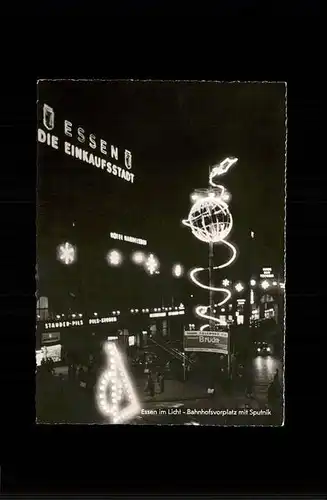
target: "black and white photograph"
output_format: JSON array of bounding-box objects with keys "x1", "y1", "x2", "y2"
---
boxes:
[{"x1": 36, "y1": 80, "x2": 286, "y2": 425}]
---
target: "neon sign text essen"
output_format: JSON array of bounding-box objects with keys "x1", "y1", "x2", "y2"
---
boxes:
[{"x1": 38, "y1": 103, "x2": 135, "y2": 184}]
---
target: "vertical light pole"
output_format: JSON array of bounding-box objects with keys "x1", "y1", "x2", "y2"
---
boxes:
[
  {"x1": 244, "y1": 230, "x2": 255, "y2": 327},
  {"x1": 208, "y1": 165, "x2": 215, "y2": 330},
  {"x1": 183, "y1": 157, "x2": 239, "y2": 388},
  {"x1": 208, "y1": 242, "x2": 214, "y2": 330}
]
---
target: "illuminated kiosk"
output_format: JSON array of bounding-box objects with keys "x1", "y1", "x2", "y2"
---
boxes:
[{"x1": 182, "y1": 157, "x2": 238, "y2": 383}]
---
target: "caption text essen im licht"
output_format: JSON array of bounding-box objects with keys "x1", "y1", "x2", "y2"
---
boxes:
[{"x1": 141, "y1": 408, "x2": 272, "y2": 417}]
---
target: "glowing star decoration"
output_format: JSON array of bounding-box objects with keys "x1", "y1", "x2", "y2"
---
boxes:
[
  {"x1": 57, "y1": 242, "x2": 76, "y2": 265},
  {"x1": 183, "y1": 158, "x2": 238, "y2": 332},
  {"x1": 261, "y1": 280, "x2": 270, "y2": 290},
  {"x1": 235, "y1": 283, "x2": 244, "y2": 292},
  {"x1": 107, "y1": 250, "x2": 122, "y2": 266},
  {"x1": 95, "y1": 342, "x2": 141, "y2": 424},
  {"x1": 145, "y1": 253, "x2": 159, "y2": 275}
]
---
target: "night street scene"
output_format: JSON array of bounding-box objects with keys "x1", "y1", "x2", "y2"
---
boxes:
[{"x1": 36, "y1": 80, "x2": 285, "y2": 426}]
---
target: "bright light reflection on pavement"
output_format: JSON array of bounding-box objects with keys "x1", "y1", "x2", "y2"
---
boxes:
[
  {"x1": 253, "y1": 356, "x2": 282, "y2": 386},
  {"x1": 252, "y1": 356, "x2": 282, "y2": 402}
]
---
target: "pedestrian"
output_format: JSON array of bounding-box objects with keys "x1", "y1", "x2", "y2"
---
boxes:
[
  {"x1": 71, "y1": 359, "x2": 76, "y2": 381},
  {"x1": 220, "y1": 365, "x2": 227, "y2": 394},
  {"x1": 244, "y1": 363, "x2": 253, "y2": 399},
  {"x1": 155, "y1": 372, "x2": 160, "y2": 394},
  {"x1": 48, "y1": 357, "x2": 55, "y2": 374},
  {"x1": 207, "y1": 387, "x2": 215, "y2": 398},
  {"x1": 147, "y1": 372, "x2": 155, "y2": 397},
  {"x1": 273, "y1": 369, "x2": 280, "y2": 385},
  {"x1": 268, "y1": 369, "x2": 281, "y2": 408},
  {"x1": 158, "y1": 372, "x2": 165, "y2": 394},
  {"x1": 77, "y1": 364, "x2": 84, "y2": 383}
]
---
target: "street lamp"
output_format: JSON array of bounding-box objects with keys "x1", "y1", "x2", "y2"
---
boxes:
[
  {"x1": 172, "y1": 263, "x2": 184, "y2": 277},
  {"x1": 250, "y1": 279, "x2": 256, "y2": 286},
  {"x1": 57, "y1": 242, "x2": 77, "y2": 265},
  {"x1": 106, "y1": 249, "x2": 123, "y2": 267},
  {"x1": 261, "y1": 280, "x2": 270, "y2": 290}
]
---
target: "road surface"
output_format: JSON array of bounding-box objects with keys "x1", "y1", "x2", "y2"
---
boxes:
[
  {"x1": 252, "y1": 355, "x2": 282, "y2": 402},
  {"x1": 37, "y1": 355, "x2": 282, "y2": 425}
]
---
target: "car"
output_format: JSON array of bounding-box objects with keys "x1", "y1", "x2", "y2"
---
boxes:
[{"x1": 255, "y1": 341, "x2": 272, "y2": 356}]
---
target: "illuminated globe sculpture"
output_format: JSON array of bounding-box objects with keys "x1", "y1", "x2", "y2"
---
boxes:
[
  {"x1": 183, "y1": 196, "x2": 233, "y2": 244},
  {"x1": 182, "y1": 157, "x2": 238, "y2": 331}
]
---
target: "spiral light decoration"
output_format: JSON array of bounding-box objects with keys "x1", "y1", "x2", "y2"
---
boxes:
[{"x1": 182, "y1": 157, "x2": 238, "y2": 331}]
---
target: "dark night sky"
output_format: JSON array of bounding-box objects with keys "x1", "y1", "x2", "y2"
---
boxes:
[{"x1": 37, "y1": 81, "x2": 285, "y2": 311}]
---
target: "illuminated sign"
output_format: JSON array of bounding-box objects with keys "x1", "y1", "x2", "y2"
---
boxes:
[
  {"x1": 89, "y1": 317, "x2": 117, "y2": 325},
  {"x1": 264, "y1": 308, "x2": 275, "y2": 319},
  {"x1": 95, "y1": 342, "x2": 140, "y2": 424},
  {"x1": 128, "y1": 335, "x2": 136, "y2": 347},
  {"x1": 236, "y1": 314, "x2": 244, "y2": 325},
  {"x1": 44, "y1": 316, "x2": 117, "y2": 329},
  {"x1": 45, "y1": 320, "x2": 84, "y2": 329},
  {"x1": 149, "y1": 312, "x2": 166, "y2": 318},
  {"x1": 110, "y1": 232, "x2": 147, "y2": 246},
  {"x1": 42, "y1": 331, "x2": 60, "y2": 343},
  {"x1": 107, "y1": 336, "x2": 119, "y2": 341},
  {"x1": 36, "y1": 344, "x2": 62, "y2": 366},
  {"x1": 184, "y1": 331, "x2": 229, "y2": 355},
  {"x1": 260, "y1": 267, "x2": 275, "y2": 278},
  {"x1": 168, "y1": 310, "x2": 185, "y2": 316},
  {"x1": 38, "y1": 103, "x2": 135, "y2": 184}
]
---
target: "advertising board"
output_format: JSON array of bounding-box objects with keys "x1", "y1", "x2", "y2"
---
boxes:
[{"x1": 183, "y1": 330, "x2": 229, "y2": 355}]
